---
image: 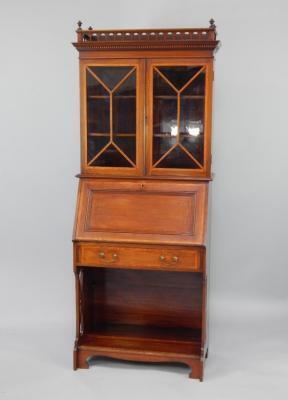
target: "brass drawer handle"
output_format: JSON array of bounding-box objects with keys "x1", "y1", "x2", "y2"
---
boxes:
[
  {"x1": 160, "y1": 255, "x2": 179, "y2": 263},
  {"x1": 98, "y1": 251, "x2": 118, "y2": 262}
]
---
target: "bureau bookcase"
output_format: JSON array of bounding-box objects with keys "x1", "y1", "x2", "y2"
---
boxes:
[{"x1": 72, "y1": 20, "x2": 220, "y2": 381}]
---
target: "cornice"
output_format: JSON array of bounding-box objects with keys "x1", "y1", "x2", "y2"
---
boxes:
[{"x1": 73, "y1": 20, "x2": 220, "y2": 53}]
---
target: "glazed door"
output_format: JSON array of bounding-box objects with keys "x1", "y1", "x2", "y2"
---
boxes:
[
  {"x1": 146, "y1": 59, "x2": 213, "y2": 178},
  {"x1": 81, "y1": 59, "x2": 144, "y2": 175}
]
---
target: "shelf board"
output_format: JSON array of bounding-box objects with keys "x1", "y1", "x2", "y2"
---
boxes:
[
  {"x1": 79, "y1": 324, "x2": 201, "y2": 356},
  {"x1": 87, "y1": 95, "x2": 203, "y2": 99},
  {"x1": 154, "y1": 95, "x2": 204, "y2": 99},
  {"x1": 88, "y1": 95, "x2": 136, "y2": 99},
  {"x1": 153, "y1": 133, "x2": 203, "y2": 138},
  {"x1": 88, "y1": 133, "x2": 136, "y2": 137}
]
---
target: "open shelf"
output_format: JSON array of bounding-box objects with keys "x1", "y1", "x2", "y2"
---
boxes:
[
  {"x1": 78, "y1": 323, "x2": 201, "y2": 356},
  {"x1": 78, "y1": 268, "x2": 203, "y2": 358}
]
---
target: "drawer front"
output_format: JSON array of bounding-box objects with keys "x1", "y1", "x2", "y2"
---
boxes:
[{"x1": 75, "y1": 243, "x2": 202, "y2": 272}]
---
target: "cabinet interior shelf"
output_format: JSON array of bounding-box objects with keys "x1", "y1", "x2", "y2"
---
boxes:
[
  {"x1": 88, "y1": 133, "x2": 136, "y2": 137},
  {"x1": 88, "y1": 95, "x2": 204, "y2": 99},
  {"x1": 154, "y1": 95, "x2": 204, "y2": 99},
  {"x1": 88, "y1": 133, "x2": 201, "y2": 138},
  {"x1": 88, "y1": 95, "x2": 136, "y2": 99},
  {"x1": 153, "y1": 133, "x2": 203, "y2": 138},
  {"x1": 78, "y1": 323, "x2": 201, "y2": 356}
]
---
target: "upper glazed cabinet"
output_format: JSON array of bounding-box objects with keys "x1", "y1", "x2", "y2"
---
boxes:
[{"x1": 78, "y1": 25, "x2": 217, "y2": 179}]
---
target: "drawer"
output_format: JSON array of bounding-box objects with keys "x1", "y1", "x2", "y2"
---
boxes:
[{"x1": 75, "y1": 243, "x2": 202, "y2": 272}]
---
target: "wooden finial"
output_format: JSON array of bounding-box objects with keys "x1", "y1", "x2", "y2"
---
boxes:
[{"x1": 209, "y1": 18, "x2": 216, "y2": 29}]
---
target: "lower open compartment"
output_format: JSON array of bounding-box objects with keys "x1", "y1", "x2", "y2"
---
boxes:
[{"x1": 74, "y1": 267, "x2": 205, "y2": 379}]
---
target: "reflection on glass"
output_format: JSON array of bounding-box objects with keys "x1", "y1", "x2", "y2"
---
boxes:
[
  {"x1": 180, "y1": 98, "x2": 204, "y2": 134},
  {"x1": 180, "y1": 97, "x2": 204, "y2": 165},
  {"x1": 188, "y1": 127, "x2": 200, "y2": 136},
  {"x1": 170, "y1": 125, "x2": 178, "y2": 136}
]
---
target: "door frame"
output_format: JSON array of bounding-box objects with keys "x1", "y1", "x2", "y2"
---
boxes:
[
  {"x1": 80, "y1": 58, "x2": 145, "y2": 176},
  {"x1": 145, "y1": 58, "x2": 213, "y2": 178}
]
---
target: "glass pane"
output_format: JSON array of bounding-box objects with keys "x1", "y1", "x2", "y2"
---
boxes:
[
  {"x1": 152, "y1": 66, "x2": 205, "y2": 170},
  {"x1": 86, "y1": 69, "x2": 109, "y2": 96},
  {"x1": 114, "y1": 72, "x2": 136, "y2": 96},
  {"x1": 157, "y1": 147, "x2": 200, "y2": 169},
  {"x1": 153, "y1": 98, "x2": 177, "y2": 135},
  {"x1": 86, "y1": 66, "x2": 137, "y2": 168},
  {"x1": 154, "y1": 71, "x2": 176, "y2": 96},
  {"x1": 113, "y1": 98, "x2": 136, "y2": 133},
  {"x1": 87, "y1": 136, "x2": 110, "y2": 163},
  {"x1": 158, "y1": 66, "x2": 202, "y2": 90},
  {"x1": 153, "y1": 137, "x2": 176, "y2": 165},
  {"x1": 181, "y1": 137, "x2": 204, "y2": 165},
  {"x1": 114, "y1": 136, "x2": 136, "y2": 163},
  {"x1": 87, "y1": 98, "x2": 110, "y2": 133},
  {"x1": 182, "y1": 72, "x2": 205, "y2": 96},
  {"x1": 113, "y1": 72, "x2": 136, "y2": 134},
  {"x1": 90, "y1": 144, "x2": 131, "y2": 167},
  {"x1": 180, "y1": 98, "x2": 204, "y2": 165},
  {"x1": 89, "y1": 66, "x2": 132, "y2": 90}
]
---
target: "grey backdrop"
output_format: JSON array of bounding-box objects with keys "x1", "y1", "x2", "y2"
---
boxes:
[{"x1": 1, "y1": 0, "x2": 287, "y2": 399}]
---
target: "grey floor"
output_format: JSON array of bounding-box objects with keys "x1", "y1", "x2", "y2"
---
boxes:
[{"x1": 1, "y1": 299, "x2": 287, "y2": 400}]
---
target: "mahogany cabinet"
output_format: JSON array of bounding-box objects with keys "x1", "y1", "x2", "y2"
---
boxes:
[{"x1": 72, "y1": 20, "x2": 220, "y2": 380}]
